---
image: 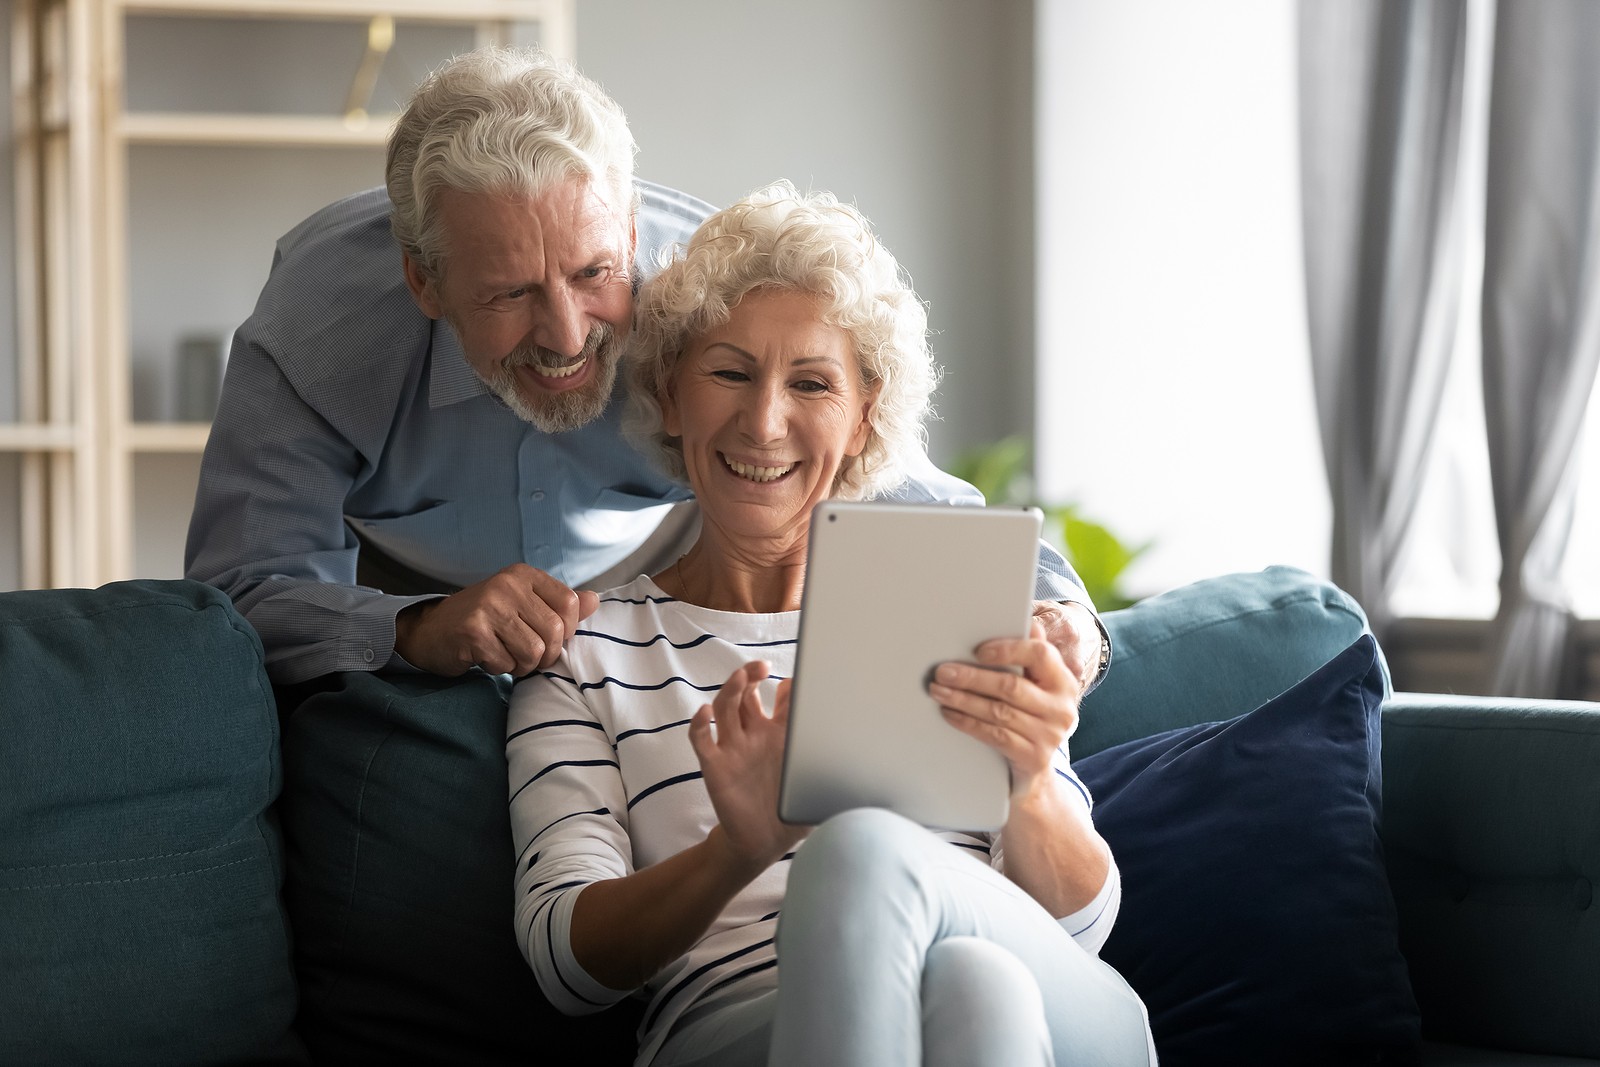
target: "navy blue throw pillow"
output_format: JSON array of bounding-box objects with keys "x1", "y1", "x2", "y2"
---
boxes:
[{"x1": 1076, "y1": 635, "x2": 1420, "y2": 1065}]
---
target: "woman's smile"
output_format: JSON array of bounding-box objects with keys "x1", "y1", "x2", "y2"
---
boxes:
[
  {"x1": 661, "y1": 288, "x2": 874, "y2": 548},
  {"x1": 720, "y1": 453, "x2": 799, "y2": 484}
]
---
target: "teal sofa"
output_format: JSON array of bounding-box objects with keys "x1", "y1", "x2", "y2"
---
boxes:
[{"x1": 1, "y1": 568, "x2": 1595, "y2": 1065}]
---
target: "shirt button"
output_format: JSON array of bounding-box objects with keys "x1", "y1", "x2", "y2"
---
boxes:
[
  {"x1": 530, "y1": 489, "x2": 545, "y2": 501},
  {"x1": 362, "y1": 648, "x2": 375, "y2": 664}
]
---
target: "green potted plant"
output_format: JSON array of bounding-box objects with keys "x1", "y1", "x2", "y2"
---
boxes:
[{"x1": 949, "y1": 436, "x2": 1149, "y2": 611}]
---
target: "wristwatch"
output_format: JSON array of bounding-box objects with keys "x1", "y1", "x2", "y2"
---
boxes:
[{"x1": 1091, "y1": 625, "x2": 1112, "y2": 688}]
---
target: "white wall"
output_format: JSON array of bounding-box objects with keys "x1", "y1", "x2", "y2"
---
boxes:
[
  {"x1": 1, "y1": 0, "x2": 20, "y2": 587},
  {"x1": 1035, "y1": 0, "x2": 1330, "y2": 598},
  {"x1": 576, "y1": 0, "x2": 1037, "y2": 458},
  {"x1": 4, "y1": 2, "x2": 1335, "y2": 596}
]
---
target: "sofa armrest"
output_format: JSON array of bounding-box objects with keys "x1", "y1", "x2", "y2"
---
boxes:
[
  {"x1": 1381, "y1": 694, "x2": 1600, "y2": 1060},
  {"x1": 0, "y1": 579, "x2": 303, "y2": 1063}
]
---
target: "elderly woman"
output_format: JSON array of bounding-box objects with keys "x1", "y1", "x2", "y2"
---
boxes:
[{"x1": 507, "y1": 183, "x2": 1154, "y2": 1067}]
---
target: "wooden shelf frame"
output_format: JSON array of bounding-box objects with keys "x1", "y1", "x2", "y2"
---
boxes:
[{"x1": 9, "y1": 0, "x2": 574, "y2": 588}]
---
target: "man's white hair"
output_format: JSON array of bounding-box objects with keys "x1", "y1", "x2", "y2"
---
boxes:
[
  {"x1": 387, "y1": 46, "x2": 637, "y2": 279},
  {"x1": 626, "y1": 181, "x2": 938, "y2": 501}
]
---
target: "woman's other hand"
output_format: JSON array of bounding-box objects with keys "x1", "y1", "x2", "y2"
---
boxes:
[
  {"x1": 928, "y1": 619, "x2": 1111, "y2": 916},
  {"x1": 926, "y1": 619, "x2": 1081, "y2": 804},
  {"x1": 690, "y1": 661, "x2": 809, "y2": 873}
]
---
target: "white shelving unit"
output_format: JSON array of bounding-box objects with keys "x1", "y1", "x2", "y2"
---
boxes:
[{"x1": 7, "y1": 0, "x2": 573, "y2": 589}]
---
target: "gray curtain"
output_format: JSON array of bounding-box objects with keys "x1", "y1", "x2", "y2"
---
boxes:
[
  {"x1": 1298, "y1": 0, "x2": 1469, "y2": 638},
  {"x1": 1480, "y1": 0, "x2": 1600, "y2": 696}
]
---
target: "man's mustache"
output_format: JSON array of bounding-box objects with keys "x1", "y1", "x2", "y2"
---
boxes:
[{"x1": 506, "y1": 323, "x2": 616, "y2": 370}]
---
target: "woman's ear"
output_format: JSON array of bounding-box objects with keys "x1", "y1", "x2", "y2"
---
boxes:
[
  {"x1": 844, "y1": 384, "x2": 880, "y2": 457},
  {"x1": 658, "y1": 371, "x2": 682, "y2": 438}
]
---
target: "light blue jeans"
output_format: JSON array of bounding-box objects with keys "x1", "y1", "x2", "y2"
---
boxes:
[{"x1": 653, "y1": 808, "x2": 1155, "y2": 1067}]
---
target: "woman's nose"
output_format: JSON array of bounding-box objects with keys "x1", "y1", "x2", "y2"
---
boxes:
[{"x1": 743, "y1": 386, "x2": 787, "y2": 443}]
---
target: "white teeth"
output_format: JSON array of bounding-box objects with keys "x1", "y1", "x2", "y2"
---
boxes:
[
  {"x1": 724, "y1": 457, "x2": 796, "y2": 483},
  {"x1": 531, "y1": 357, "x2": 586, "y2": 379}
]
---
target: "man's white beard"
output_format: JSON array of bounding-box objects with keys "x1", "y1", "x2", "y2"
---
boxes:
[{"x1": 484, "y1": 322, "x2": 620, "y2": 434}]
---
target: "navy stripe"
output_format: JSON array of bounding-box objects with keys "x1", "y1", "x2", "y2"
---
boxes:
[
  {"x1": 693, "y1": 957, "x2": 778, "y2": 1007},
  {"x1": 535, "y1": 671, "x2": 786, "y2": 695},
  {"x1": 600, "y1": 593, "x2": 677, "y2": 605},
  {"x1": 578, "y1": 630, "x2": 714, "y2": 650},
  {"x1": 950, "y1": 840, "x2": 992, "y2": 856},
  {"x1": 1070, "y1": 881, "x2": 1116, "y2": 939},
  {"x1": 616, "y1": 718, "x2": 692, "y2": 743},
  {"x1": 1055, "y1": 766, "x2": 1093, "y2": 808},
  {"x1": 534, "y1": 671, "x2": 722, "y2": 695},
  {"x1": 628, "y1": 771, "x2": 702, "y2": 809},
  {"x1": 575, "y1": 629, "x2": 797, "y2": 651},
  {"x1": 646, "y1": 937, "x2": 774, "y2": 1032},
  {"x1": 525, "y1": 876, "x2": 588, "y2": 897},
  {"x1": 508, "y1": 718, "x2": 606, "y2": 743},
  {"x1": 527, "y1": 806, "x2": 610, "y2": 844},
  {"x1": 540, "y1": 890, "x2": 611, "y2": 1009},
  {"x1": 511, "y1": 759, "x2": 619, "y2": 805}
]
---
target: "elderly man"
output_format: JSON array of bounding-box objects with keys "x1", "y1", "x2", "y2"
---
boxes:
[{"x1": 185, "y1": 46, "x2": 1108, "y2": 688}]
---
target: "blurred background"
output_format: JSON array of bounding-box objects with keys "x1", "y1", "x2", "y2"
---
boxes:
[{"x1": 3, "y1": 0, "x2": 1596, "y2": 695}]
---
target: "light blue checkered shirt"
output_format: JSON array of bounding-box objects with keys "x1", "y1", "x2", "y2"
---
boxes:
[{"x1": 185, "y1": 181, "x2": 1088, "y2": 684}]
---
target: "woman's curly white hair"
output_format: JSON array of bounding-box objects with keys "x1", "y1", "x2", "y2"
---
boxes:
[{"x1": 625, "y1": 181, "x2": 939, "y2": 501}]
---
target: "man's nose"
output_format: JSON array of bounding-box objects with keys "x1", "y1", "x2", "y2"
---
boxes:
[{"x1": 536, "y1": 291, "x2": 588, "y2": 358}]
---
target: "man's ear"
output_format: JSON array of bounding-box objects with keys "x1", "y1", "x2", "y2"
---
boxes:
[{"x1": 402, "y1": 252, "x2": 444, "y2": 319}]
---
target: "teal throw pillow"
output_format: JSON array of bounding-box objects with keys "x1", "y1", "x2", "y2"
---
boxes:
[
  {"x1": 278, "y1": 670, "x2": 639, "y2": 1064},
  {"x1": 1083, "y1": 565, "x2": 1379, "y2": 757}
]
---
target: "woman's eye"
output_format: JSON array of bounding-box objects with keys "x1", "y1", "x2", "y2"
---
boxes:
[
  {"x1": 795, "y1": 379, "x2": 828, "y2": 393},
  {"x1": 713, "y1": 369, "x2": 749, "y2": 382}
]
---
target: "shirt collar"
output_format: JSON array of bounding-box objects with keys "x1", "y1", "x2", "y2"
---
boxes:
[{"x1": 427, "y1": 317, "x2": 490, "y2": 408}]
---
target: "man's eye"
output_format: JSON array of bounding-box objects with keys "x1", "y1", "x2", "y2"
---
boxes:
[
  {"x1": 580, "y1": 267, "x2": 605, "y2": 280},
  {"x1": 505, "y1": 288, "x2": 527, "y2": 299}
]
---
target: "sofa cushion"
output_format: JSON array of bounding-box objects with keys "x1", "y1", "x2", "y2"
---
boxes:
[
  {"x1": 0, "y1": 579, "x2": 303, "y2": 1065},
  {"x1": 1077, "y1": 635, "x2": 1420, "y2": 1065},
  {"x1": 1082, "y1": 565, "x2": 1377, "y2": 757},
  {"x1": 278, "y1": 670, "x2": 639, "y2": 1064}
]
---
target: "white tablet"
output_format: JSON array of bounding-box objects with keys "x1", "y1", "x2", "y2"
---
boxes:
[{"x1": 778, "y1": 501, "x2": 1043, "y2": 831}]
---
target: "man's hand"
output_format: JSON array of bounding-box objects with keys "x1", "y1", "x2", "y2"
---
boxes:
[
  {"x1": 393, "y1": 563, "x2": 599, "y2": 677},
  {"x1": 1031, "y1": 599, "x2": 1105, "y2": 691}
]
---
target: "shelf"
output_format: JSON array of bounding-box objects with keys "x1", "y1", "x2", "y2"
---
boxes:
[
  {"x1": 120, "y1": 112, "x2": 396, "y2": 146},
  {"x1": 0, "y1": 425, "x2": 80, "y2": 453},
  {"x1": 126, "y1": 423, "x2": 212, "y2": 453},
  {"x1": 10, "y1": 0, "x2": 575, "y2": 589},
  {"x1": 117, "y1": 0, "x2": 565, "y2": 22}
]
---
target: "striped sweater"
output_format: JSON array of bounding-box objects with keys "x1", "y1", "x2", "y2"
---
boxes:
[{"x1": 506, "y1": 574, "x2": 1115, "y2": 1065}]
